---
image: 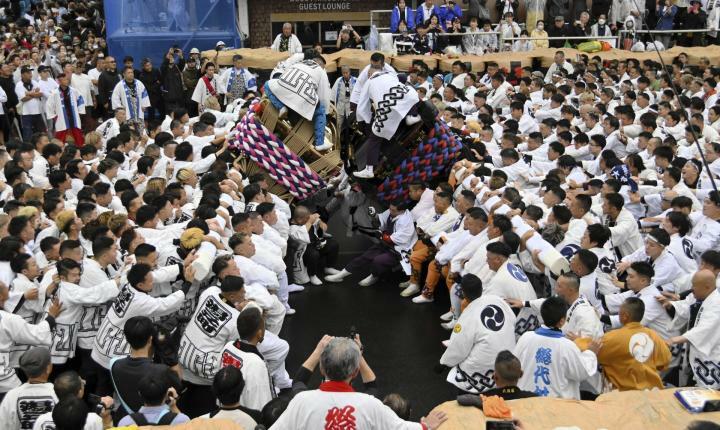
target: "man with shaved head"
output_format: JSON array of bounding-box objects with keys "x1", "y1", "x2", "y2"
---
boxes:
[
  {"x1": 586, "y1": 297, "x2": 671, "y2": 391},
  {"x1": 666, "y1": 270, "x2": 720, "y2": 389}
]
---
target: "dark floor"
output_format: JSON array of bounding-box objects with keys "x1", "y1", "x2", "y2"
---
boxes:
[{"x1": 279, "y1": 233, "x2": 458, "y2": 420}]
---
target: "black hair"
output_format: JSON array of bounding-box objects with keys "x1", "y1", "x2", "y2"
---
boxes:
[
  {"x1": 127, "y1": 263, "x2": 152, "y2": 288},
  {"x1": 540, "y1": 296, "x2": 568, "y2": 328},
  {"x1": 220, "y1": 274, "x2": 244, "y2": 293},
  {"x1": 124, "y1": 316, "x2": 155, "y2": 350},
  {"x1": 212, "y1": 366, "x2": 245, "y2": 406},
  {"x1": 460, "y1": 274, "x2": 483, "y2": 301},
  {"x1": 236, "y1": 306, "x2": 263, "y2": 340}
]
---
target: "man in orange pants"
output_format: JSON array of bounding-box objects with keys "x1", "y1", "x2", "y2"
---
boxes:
[
  {"x1": 421, "y1": 207, "x2": 489, "y2": 320},
  {"x1": 400, "y1": 191, "x2": 459, "y2": 302}
]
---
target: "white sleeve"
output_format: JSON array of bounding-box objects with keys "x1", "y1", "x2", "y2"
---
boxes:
[
  {"x1": 110, "y1": 83, "x2": 122, "y2": 110},
  {"x1": 138, "y1": 291, "x2": 186, "y2": 318},
  {"x1": 190, "y1": 153, "x2": 217, "y2": 174},
  {"x1": 62, "y1": 281, "x2": 119, "y2": 305},
  {"x1": 564, "y1": 348, "x2": 598, "y2": 382},
  {"x1": 5, "y1": 312, "x2": 53, "y2": 346},
  {"x1": 439, "y1": 315, "x2": 475, "y2": 367}
]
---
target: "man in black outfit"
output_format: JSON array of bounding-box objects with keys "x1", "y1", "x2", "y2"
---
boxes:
[
  {"x1": 97, "y1": 56, "x2": 121, "y2": 120},
  {"x1": 109, "y1": 316, "x2": 179, "y2": 422},
  {"x1": 161, "y1": 47, "x2": 186, "y2": 114}
]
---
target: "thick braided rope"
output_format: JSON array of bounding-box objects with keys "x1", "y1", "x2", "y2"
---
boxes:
[
  {"x1": 377, "y1": 121, "x2": 462, "y2": 203},
  {"x1": 233, "y1": 109, "x2": 326, "y2": 201}
]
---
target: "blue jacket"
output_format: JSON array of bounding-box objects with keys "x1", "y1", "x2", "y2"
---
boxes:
[
  {"x1": 657, "y1": 5, "x2": 677, "y2": 30},
  {"x1": 415, "y1": 3, "x2": 443, "y2": 27},
  {"x1": 391, "y1": 6, "x2": 415, "y2": 32},
  {"x1": 439, "y1": 4, "x2": 463, "y2": 27}
]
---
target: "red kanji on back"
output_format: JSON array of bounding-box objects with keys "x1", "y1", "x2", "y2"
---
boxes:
[
  {"x1": 324, "y1": 405, "x2": 356, "y2": 430},
  {"x1": 220, "y1": 351, "x2": 243, "y2": 370}
]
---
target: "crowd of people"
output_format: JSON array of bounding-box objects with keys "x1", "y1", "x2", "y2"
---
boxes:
[
  {"x1": 0, "y1": 1, "x2": 719, "y2": 430},
  {"x1": 277, "y1": 0, "x2": 720, "y2": 54}
]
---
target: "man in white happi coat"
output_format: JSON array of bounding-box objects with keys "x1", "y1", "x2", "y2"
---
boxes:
[
  {"x1": 96, "y1": 108, "x2": 126, "y2": 144},
  {"x1": 47, "y1": 259, "x2": 119, "y2": 368},
  {"x1": 666, "y1": 270, "x2": 720, "y2": 389},
  {"x1": 0, "y1": 282, "x2": 60, "y2": 401},
  {"x1": 514, "y1": 297, "x2": 602, "y2": 399},
  {"x1": 220, "y1": 305, "x2": 275, "y2": 411},
  {"x1": 111, "y1": 67, "x2": 150, "y2": 132},
  {"x1": 353, "y1": 65, "x2": 420, "y2": 179},
  {"x1": 90, "y1": 264, "x2": 192, "y2": 370},
  {"x1": 192, "y1": 63, "x2": 220, "y2": 114},
  {"x1": 483, "y1": 242, "x2": 540, "y2": 337},
  {"x1": 268, "y1": 338, "x2": 447, "y2": 430},
  {"x1": 440, "y1": 274, "x2": 517, "y2": 394},
  {"x1": 349, "y1": 52, "x2": 397, "y2": 106},
  {"x1": 219, "y1": 55, "x2": 257, "y2": 105},
  {"x1": 511, "y1": 272, "x2": 603, "y2": 339},
  {"x1": 270, "y1": 23, "x2": 303, "y2": 54},
  {"x1": 326, "y1": 201, "x2": 418, "y2": 286},
  {"x1": 46, "y1": 72, "x2": 85, "y2": 147},
  {"x1": 266, "y1": 52, "x2": 332, "y2": 152}
]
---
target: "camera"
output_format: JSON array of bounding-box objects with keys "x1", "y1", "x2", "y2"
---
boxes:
[
  {"x1": 87, "y1": 393, "x2": 105, "y2": 415},
  {"x1": 349, "y1": 325, "x2": 358, "y2": 340}
]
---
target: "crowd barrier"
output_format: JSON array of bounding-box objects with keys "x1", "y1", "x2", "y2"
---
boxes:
[
  {"x1": 430, "y1": 388, "x2": 720, "y2": 429},
  {"x1": 203, "y1": 45, "x2": 720, "y2": 74}
]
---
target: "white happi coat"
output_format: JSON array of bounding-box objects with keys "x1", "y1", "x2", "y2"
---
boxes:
[
  {"x1": 686, "y1": 212, "x2": 720, "y2": 261},
  {"x1": 288, "y1": 224, "x2": 310, "y2": 284},
  {"x1": 349, "y1": 63, "x2": 397, "y2": 105},
  {"x1": 0, "y1": 310, "x2": 53, "y2": 393},
  {"x1": 378, "y1": 209, "x2": 418, "y2": 274},
  {"x1": 590, "y1": 246, "x2": 619, "y2": 296},
  {"x1": 0, "y1": 382, "x2": 57, "y2": 430},
  {"x1": 485, "y1": 262, "x2": 540, "y2": 337},
  {"x1": 111, "y1": 79, "x2": 150, "y2": 123},
  {"x1": 220, "y1": 339, "x2": 275, "y2": 411},
  {"x1": 46, "y1": 85, "x2": 85, "y2": 132},
  {"x1": 91, "y1": 284, "x2": 185, "y2": 369},
  {"x1": 267, "y1": 60, "x2": 331, "y2": 121},
  {"x1": 96, "y1": 117, "x2": 121, "y2": 142},
  {"x1": 178, "y1": 286, "x2": 240, "y2": 385},
  {"x1": 269, "y1": 384, "x2": 424, "y2": 430},
  {"x1": 685, "y1": 289, "x2": 720, "y2": 389},
  {"x1": 440, "y1": 295, "x2": 517, "y2": 393},
  {"x1": 356, "y1": 71, "x2": 419, "y2": 140},
  {"x1": 78, "y1": 259, "x2": 118, "y2": 350},
  {"x1": 49, "y1": 280, "x2": 119, "y2": 364},
  {"x1": 192, "y1": 74, "x2": 220, "y2": 112},
  {"x1": 530, "y1": 296, "x2": 603, "y2": 338},
  {"x1": 514, "y1": 327, "x2": 598, "y2": 399},
  {"x1": 416, "y1": 207, "x2": 460, "y2": 237}
]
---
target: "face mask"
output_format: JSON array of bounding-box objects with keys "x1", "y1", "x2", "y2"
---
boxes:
[
  {"x1": 537, "y1": 24, "x2": 544, "y2": 30},
  {"x1": 598, "y1": 19, "x2": 606, "y2": 25},
  {"x1": 51, "y1": 43, "x2": 59, "y2": 49},
  {"x1": 92, "y1": 44, "x2": 98, "y2": 49}
]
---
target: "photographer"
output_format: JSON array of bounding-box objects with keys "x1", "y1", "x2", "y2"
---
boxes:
[
  {"x1": 291, "y1": 334, "x2": 377, "y2": 396},
  {"x1": 116, "y1": 369, "x2": 189, "y2": 426},
  {"x1": 109, "y1": 316, "x2": 181, "y2": 422},
  {"x1": 33, "y1": 371, "x2": 113, "y2": 430},
  {"x1": 336, "y1": 25, "x2": 363, "y2": 50},
  {"x1": 269, "y1": 338, "x2": 447, "y2": 430}
]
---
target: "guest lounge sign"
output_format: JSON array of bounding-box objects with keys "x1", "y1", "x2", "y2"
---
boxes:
[{"x1": 286, "y1": 0, "x2": 366, "y2": 12}]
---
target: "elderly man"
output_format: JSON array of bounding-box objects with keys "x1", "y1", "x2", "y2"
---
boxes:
[
  {"x1": 331, "y1": 65, "x2": 356, "y2": 133},
  {"x1": 271, "y1": 23, "x2": 303, "y2": 54},
  {"x1": 268, "y1": 338, "x2": 447, "y2": 429}
]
